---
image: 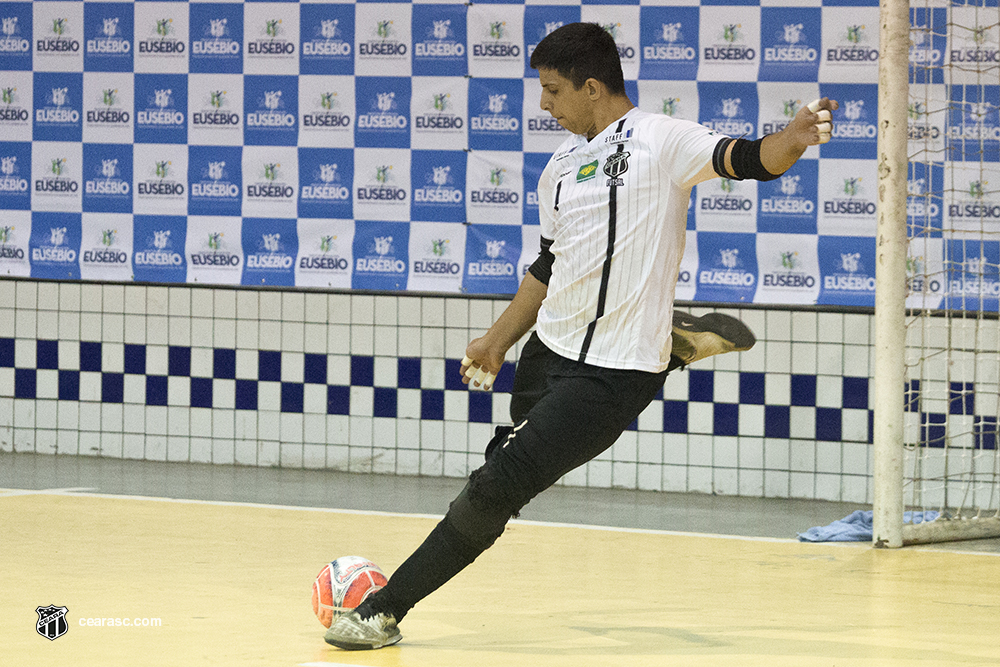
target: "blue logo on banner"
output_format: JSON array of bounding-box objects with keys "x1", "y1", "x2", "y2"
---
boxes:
[
  {"x1": 411, "y1": 150, "x2": 466, "y2": 223},
  {"x1": 695, "y1": 232, "x2": 758, "y2": 303},
  {"x1": 298, "y1": 147, "x2": 353, "y2": 220},
  {"x1": 469, "y1": 78, "x2": 522, "y2": 151},
  {"x1": 244, "y1": 75, "x2": 298, "y2": 146},
  {"x1": 909, "y1": 8, "x2": 946, "y2": 84},
  {"x1": 30, "y1": 212, "x2": 80, "y2": 280},
  {"x1": 300, "y1": 4, "x2": 354, "y2": 76},
  {"x1": 463, "y1": 224, "x2": 521, "y2": 295},
  {"x1": 83, "y1": 3, "x2": 133, "y2": 72},
  {"x1": 522, "y1": 152, "x2": 548, "y2": 226},
  {"x1": 0, "y1": 3, "x2": 32, "y2": 70},
  {"x1": 908, "y1": 162, "x2": 943, "y2": 237},
  {"x1": 189, "y1": 3, "x2": 243, "y2": 74},
  {"x1": 132, "y1": 215, "x2": 187, "y2": 284},
  {"x1": 817, "y1": 236, "x2": 876, "y2": 306},
  {"x1": 33, "y1": 72, "x2": 83, "y2": 142},
  {"x1": 355, "y1": 77, "x2": 411, "y2": 149},
  {"x1": 944, "y1": 239, "x2": 1000, "y2": 312},
  {"x1": 82, "y1": 143, "x2": 132, "y2": 213},
  {"x1": 757, "y1": 160, "x2": 818, "y2": 234},
  {"x1": 759, "y1": 8, "x2": 821, "y2": 82},
  {"x1": 188, "y1": 145, "x2": 241, "y2": 217},
  {"x1": 352, "y1": 220, "x2": 409, "y2": 291},
  {"x1": 242, "y1": 218, "x2": 297, "y2": 287},
  {"x1": 524, "y1": 7, "x2": 580, "y2": 77},
  {"x1": 820, "y1": 83, "x2": 879, "y2": 160},
  {"x1": 698, "y1": 82, "x2": 758, "y2": 137},
  {"x1": 413, "y1": 5, "x2": 467, "y2": 77},
  {"x1": 947, "y1": 85, "x2": 1000, "y2": 163},
  {"x1": 134, "y1": 73, "x2": 187, "y2": 144},
  {"x1": 0, "y1": 141, "x2": 30, "y2": 210},
  {"x1": 639, "y1": 7, "x2": 699, "y2": 80}
]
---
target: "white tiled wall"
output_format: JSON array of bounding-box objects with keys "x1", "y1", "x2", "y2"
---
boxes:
[{"x1": 0, "y1": 278, "x2": 897, "y2": 504}]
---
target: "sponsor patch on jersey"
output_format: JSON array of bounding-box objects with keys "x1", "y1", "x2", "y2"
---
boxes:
[{"x1": 576, "y1": 160, "x2": 598, "y2": 183}]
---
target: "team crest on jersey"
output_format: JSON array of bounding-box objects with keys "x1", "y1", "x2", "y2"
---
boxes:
[{"x1": 604, "y1": 151, "x2": 630, "y2": 186}]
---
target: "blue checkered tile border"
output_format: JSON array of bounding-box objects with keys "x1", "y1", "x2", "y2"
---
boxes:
[{"x1": 7, "y1": 335, "x2": 997, "y2": 448}]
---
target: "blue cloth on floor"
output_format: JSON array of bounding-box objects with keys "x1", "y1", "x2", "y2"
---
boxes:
[{"x1": 797, "y1": 510, "x2": 940, "y2": 542}]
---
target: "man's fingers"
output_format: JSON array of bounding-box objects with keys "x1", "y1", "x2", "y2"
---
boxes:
[
  {"x1": 461, "y1": 355, "x2": 496, "y2": 390},
  {"x1": 806, "y1": 99, "x2": 833, "y2": 144}
]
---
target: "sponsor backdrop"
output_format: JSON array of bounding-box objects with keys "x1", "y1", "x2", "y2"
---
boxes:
[{"x1": 1, "y1": 1, "x2": 997, "y2": 309}]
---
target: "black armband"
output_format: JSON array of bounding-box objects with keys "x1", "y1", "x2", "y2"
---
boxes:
[
  {"x1": 527, "y1": 236, "x2": 554, "y2": 285},
  {"x1": 712, "y1": 137, "x2": 783, "y2": 182}
]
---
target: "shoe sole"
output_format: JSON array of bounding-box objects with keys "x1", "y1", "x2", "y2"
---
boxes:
[
  {"x1": 672, "y1": 312, "x2": 756, "y2": 364},
  {"x1": 324, "y1": 629, "x2": 402, "y2": 651}
]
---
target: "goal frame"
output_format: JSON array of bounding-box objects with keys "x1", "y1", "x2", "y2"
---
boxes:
[{"x1": 872, "y1": 0, "x2": 1000, "y2": 547}]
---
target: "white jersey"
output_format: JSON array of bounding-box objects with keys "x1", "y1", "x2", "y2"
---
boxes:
[{"x1": 535, "y1": 107, "x2": 725, "y2": 373}]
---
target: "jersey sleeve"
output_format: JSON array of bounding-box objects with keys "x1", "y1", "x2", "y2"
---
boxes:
[
  {"x1": 536, "y1": 158, "x2": 558, "y2": 240},
  {"x1": 653, "y1": 117, "x2": 730, "y2": 190}
]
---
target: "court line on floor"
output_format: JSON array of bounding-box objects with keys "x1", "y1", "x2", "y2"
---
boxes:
[{"x1": 4, "y1": 487, "x2": 998, "y2": 557}]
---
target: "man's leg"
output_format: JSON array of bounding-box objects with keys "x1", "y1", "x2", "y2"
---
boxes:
[{"x1": 325, "y1": 348, "x2": 666, "y2": 649}]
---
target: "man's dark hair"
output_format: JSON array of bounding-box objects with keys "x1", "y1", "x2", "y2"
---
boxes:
[{"x1": 529, "y1": 23, "x2": 626, "y2": 96}]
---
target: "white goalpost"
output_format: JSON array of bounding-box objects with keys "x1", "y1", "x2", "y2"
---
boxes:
[{"x1": 874, "y1": 0, "x2": 1000, "y2": 547}]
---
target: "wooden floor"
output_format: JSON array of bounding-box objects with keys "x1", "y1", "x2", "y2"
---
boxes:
[{"x1": 3, "y1": 488, "x2": 999, "y2": 667}]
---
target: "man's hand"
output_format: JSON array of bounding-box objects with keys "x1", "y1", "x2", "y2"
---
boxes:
[
  {"x1": 457, "y1": 272, "x2": 549, "y2": 391},
  {"x1": 759, "y1": 97, "x2": 839, "y2": 175},
  {"x1": 786, "y1": 97, "x2": 840, "y2": 150},
  {"x1": 460, "y1": 336, "x2": 505, "y2": 390}
]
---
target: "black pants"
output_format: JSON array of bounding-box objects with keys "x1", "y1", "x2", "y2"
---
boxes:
[{"x1": 367, "y1": 333, "x2": 669, "y2": 621}]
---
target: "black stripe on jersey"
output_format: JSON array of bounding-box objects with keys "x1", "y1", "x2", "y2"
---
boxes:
[
  {"x1": 554, "y1": 181, "x2": 562, "y2": 211},
  {"x1": 579, "y1": 118, "x2": 628, "y2": 363}
]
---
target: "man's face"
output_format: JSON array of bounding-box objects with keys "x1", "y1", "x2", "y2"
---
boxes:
[{"x1": 537, "y1": 68, "x2": 594, "y2": 136}]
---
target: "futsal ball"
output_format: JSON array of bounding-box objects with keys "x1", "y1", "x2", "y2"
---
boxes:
[{"x1": 312, "y1": 556, "x2": 388, "y2": 628}]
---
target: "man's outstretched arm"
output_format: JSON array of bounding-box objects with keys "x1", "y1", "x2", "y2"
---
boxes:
[{"x1": 716, "y1": 97, "x2": 840, "y2": 181}]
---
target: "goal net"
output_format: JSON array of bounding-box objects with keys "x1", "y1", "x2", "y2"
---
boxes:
[{"x1": 874, "y1": 0, "x2": 1000, "y2": 546}]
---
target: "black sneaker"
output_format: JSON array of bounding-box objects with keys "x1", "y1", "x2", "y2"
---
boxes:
[{"x1": 671, "y1": 311, "x2": 756, "y2": 367}]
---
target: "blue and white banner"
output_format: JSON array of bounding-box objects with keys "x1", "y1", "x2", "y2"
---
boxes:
[{"x1": 0, "y1": 0, "x2": 994, "y2": 312}]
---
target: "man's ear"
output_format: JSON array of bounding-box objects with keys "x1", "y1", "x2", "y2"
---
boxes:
[{"x1": 585, "y1": 78, "x2": 603, "y2": 101}]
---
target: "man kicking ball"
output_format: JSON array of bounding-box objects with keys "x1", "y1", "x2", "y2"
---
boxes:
[{"x1": 325, "y1": 22, "x2": 837, "y2": 650}]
